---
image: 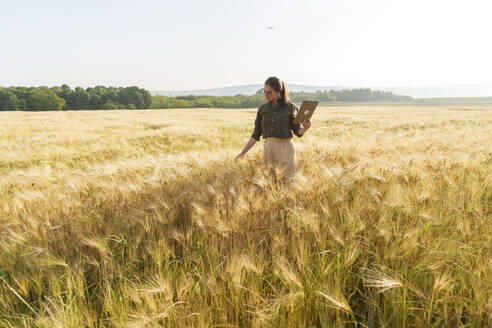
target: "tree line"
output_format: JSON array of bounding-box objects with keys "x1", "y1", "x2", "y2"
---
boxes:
[
  {"x1": 151, "y1": 88, "x2": 412, "y2": 109},
  {"x1": 0, "y1": 86, "x2": 412, "y2": 111},
  {"x1": 150, "y1": 94, "x2": 267, "y2": 109},
  {"x1": 0, "y1": 85, "x2": 151, "y2": 111}
]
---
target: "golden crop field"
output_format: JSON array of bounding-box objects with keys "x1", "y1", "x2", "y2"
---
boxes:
[{"x1": 0, "y1": 106, "x2": 491, "y2": 327}]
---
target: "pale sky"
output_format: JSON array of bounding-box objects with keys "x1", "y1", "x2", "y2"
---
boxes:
[{"x1": 1, "y1": 0, "x2": 491, "y2": 90}]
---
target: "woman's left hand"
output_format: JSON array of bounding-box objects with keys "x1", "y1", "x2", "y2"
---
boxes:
[{"x1": 302, "y1": 119, "x2": 311, "y2": 130}]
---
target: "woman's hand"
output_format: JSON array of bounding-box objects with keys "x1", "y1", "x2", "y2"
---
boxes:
[
  {"x1": 235, "y1": 137, "x2": 257, "y2": 161},
  {"x1": 302, "y1": 119, "x2": 311, "y2": 130},
  {"x1": 299, "y1": 119, "x2": 311, "y2": 135}
]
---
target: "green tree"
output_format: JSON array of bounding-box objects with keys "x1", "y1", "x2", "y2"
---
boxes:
[
  {"x1": 60, "y1": 84, "x2": 74, "y2": 109},
  {"x1": 102, "y1": 102, "x2": 119, "y2": 110},
  {"x1": 26, "y1": 87, "x2": 65, "y2": 111},
  {"x1": 0, "y1": 87, "x2": 20, "y2": 110},
  {"x1": 72, "y1": 87, "x2": 90, "y2": 109},
  {"x1": 193, "y1": 97, "x2": 214, "y2": 108},
  {"x1": 9, "y1": 86, "x2": 30, "y2": 109},
  {"x1": 86, "y1": 87, "x2": 104, "y2": 109},
  {"x1": 118, "y1": 86, "x2": 151, "y2": 109},
  {"x1": 103, "y1": 87, "x2": 119, "y2": 107},
  {"x1": 51, "y1": 85, "x2": 74, "y2": 110}
]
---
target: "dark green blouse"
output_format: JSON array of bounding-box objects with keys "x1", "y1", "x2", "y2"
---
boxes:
[{"x1": 250, "y1": 101, "x2": 303, "y2": 141}]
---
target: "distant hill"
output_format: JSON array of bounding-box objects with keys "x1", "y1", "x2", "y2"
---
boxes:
[
  {"x1": 152, "y1": 84, "x2": 351, "y2": 97},
  {"x1": 152, "y1": 83, "x2": 492, "y2": 98}
]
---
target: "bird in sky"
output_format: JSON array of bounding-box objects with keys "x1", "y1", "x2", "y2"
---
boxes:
[{"x1": 265, "y1": 26, "x2": 275, "y2": 30}]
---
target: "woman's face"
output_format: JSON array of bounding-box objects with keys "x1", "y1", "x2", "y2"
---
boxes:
[{"x1": 263, "y1": 84, "x2": 280, "y2": 103}]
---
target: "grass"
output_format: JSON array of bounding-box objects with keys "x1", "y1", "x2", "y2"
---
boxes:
[{"x1": 0, "y1": 105, "x2": 491, "y2": 327}]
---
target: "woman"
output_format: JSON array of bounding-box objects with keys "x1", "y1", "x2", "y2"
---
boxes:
[{"x1": 236, "y1": 76, "x2": 311, "y2": 181}]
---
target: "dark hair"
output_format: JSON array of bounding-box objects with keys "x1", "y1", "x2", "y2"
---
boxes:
[{"x1": 265, "y1": 76, "x2": 290, "y2": 105}]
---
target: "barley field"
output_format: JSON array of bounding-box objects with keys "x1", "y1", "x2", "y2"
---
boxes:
[{"x1": 0, "y1": 105, "x2": 491, "y2": 327}]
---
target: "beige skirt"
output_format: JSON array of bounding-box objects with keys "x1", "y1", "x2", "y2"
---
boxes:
[{"x1": 263, "y1": 137, "x2": 297, "y2": 181}]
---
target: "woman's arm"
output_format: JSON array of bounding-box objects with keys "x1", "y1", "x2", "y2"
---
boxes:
[
  {"x1": 236, "y1": 107, "x2": 262, "y2": 160},
  {"x1": 236, "y1": 137, "x2": 257, "y2": 160}
]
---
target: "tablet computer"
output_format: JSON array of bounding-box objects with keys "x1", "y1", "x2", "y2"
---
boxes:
[{"x1": 294, "y1": 100, "x2": 319, "y2": 124}]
